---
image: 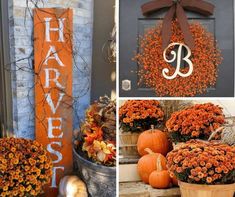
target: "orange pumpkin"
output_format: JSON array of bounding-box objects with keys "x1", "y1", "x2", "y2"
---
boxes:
[
  {"x1": 137, "y1": 129, "x2": 169, "y2": 156},
  {"x1": 137, "y1": 148, "x2": 167, "y2": 184},
  {"x1": 149, "y1": 155, "x2": 171, "y2": 189},
  {"x1": 170, "y1": 173, "x2": 178, "y2": 186}
]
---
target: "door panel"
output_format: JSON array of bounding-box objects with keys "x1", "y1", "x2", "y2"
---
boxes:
[{"x1": 119, "y1": 0, "x2": 234, "y2": 97}]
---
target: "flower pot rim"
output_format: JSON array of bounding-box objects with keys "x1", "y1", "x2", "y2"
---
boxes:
[
  {"x1": 179, "y1": 181, "x2": 235, "y2": 190},
  {"x1": 73, "y1": 147, "x2": 116, "y2": 171}
]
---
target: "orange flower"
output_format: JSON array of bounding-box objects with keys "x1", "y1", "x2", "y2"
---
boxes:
[
  {"x1": 195, "y1": 167, "x2": 202, "y2": 173},
  {"x1": 30, "y1": 190, "x2": 36, "y2": 195},
  {"x1": 190, "y1": 169, "x2": 197, "y2": 176},
  {"x1": 213, "y1": 161, "x2": 219, "y2": 167},
  {"x1": 26, "y1": 185, "x2": 32, "y2": 192},
  {"x1": 206, "y1": 177, "x2": 213, "y2": 184},
  {"x1": 19, "y1": 186, "x2": 25, "y2": 192},
  {"x1": 200, "y1": 161, "x2": 206, "y2": 167},
  {"x1": 10, "y1": 147, "x2": 16, "y2": 152},
  {"x1": 3, "y1": 186, "x2": 8, "y2": 191},
  {"x1": 208, "y1": 170, "x2": 215, "y2": 175},
  {"x1": 29, "y1": 158, "x2": 36, "y2": 166},
  {"x1": 176, "y1": 167, "x2": 183, "y2": 173},
  {"x1": 18, "y1": 177, "x2": 24, "y2": 183},
  {"x1": 8, "y1": 153, "x2": 14, "y2": 159},
  {"x1": 12, "y1": 190, "x2": 18, "y2": 196},
  {"x1": 198, "y1": 172, "x2": 204, "y2": 179},
  {"x1": 215, "y1": 167, "x2": 222, "y2": 173},
  {"x1": 25, "y1": 166, "x2": 30, "y2": 171},
  {"x1": 12, "y1": 158, "x2": 19, "y2": 165},
  {"x1": 206, "y1": 163, "x2": 212, "y2": 169}
]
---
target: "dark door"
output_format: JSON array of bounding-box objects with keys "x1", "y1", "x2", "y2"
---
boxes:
[
  {"x1": 91, "y1": 0, "x2": 116, "y2": 101},
  {"x1": 119, "y1": 0, "x2": 234, "y2": 97}
]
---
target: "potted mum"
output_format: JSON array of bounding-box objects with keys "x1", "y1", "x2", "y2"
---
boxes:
[
  {"x1": 119, "y1": 100, "x2": 164, "y2": 157},
  {"x1": 166, "y1": 103, "x2": 225, "y2": 143},
  {"x1": 0, "y1": 137, "x2": 52, "y2": 196},
  {"x1": 167, "y1": 140, "x2": 235, "y2": 197},
  {"x1": 73, "y1": 96, "x2": 116, "y2": 197}
]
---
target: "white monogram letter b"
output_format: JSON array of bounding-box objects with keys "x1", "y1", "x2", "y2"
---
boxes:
[{"x1": 162, "y1": 43, "x2": 193, "y2": 80}]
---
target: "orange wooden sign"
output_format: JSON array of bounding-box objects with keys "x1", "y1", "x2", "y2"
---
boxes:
[{"x1": 34, "y1": 8, "x2": 73, "y2": 196}]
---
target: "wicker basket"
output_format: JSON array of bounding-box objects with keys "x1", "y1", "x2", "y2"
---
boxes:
[
  {"x1": 119, "y1": 132, "x2": 140, "y2": 158},
  {"x1": 179, "y1": 181, "x2": 235, "y2": 197}
]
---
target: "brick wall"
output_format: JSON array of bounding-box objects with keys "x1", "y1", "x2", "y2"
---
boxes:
[{"x1": 8, "y1": 0, "x2": 94, "y2": 139}]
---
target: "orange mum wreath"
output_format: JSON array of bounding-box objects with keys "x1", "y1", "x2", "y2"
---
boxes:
[{"x1": 134, "y1": 20, "x2": 222, "y2": 97}]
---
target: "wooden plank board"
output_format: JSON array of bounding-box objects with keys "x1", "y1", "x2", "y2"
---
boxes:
[
  {"x1": 34, "y1": 8, "x2": 73, "y2": 196},
  {"x1": 119, "y1": 182, "x2": 181, "y2": 197}
]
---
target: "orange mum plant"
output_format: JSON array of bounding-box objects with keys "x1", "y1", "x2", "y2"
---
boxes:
[
  {"x1": 0, "y1": 137, "x2": 52, "y2": 197},
  {"x1": 119, "y1": 100, "x2": 164, "y2": 132},
  {"x1": 134, "y1": 20, "x2": 222, "y2": 97},
  {"x1": 167, "y1": 140, "x2": 235, "y2": 185},
  {"x1": 166, "y1": 103, "x2": 225, "y2": 142},
  {"x1": 74, "y1": 96, "x2": 116, "y2": 166}
]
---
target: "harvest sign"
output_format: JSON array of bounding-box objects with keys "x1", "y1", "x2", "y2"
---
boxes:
[{"x1": 34, "y1": 8, "x2": 73, "y2": 195}]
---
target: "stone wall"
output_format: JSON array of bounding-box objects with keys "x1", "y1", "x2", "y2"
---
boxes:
[{"x1": 8, "y1": 0, "x2": 94, "y2": 139}]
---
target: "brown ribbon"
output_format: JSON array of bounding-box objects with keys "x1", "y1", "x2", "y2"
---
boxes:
[{"x1": 141, "y1": 0, "x2": 214, "y2": 49}]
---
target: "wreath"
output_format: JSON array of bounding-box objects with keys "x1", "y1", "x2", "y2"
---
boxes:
[
  {"x1": 134, "y1": 0, "x2": 222, "y2": 97},
  {"x1": 134, "y1": 20, "x2": 222, "y2": 97}
]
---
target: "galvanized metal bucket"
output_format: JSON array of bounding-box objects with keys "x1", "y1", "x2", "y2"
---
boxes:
[{"x1": 73, "y1": 148, "x2": 116, "y2": 197}]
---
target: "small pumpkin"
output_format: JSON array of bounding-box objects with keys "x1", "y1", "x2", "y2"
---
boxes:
[
  {"x1": 59, "y1": 175, "x2": 88, "y2": 197},
  {"x1": 171, "y1": 176, "x2": 178, "y2": 186},
  {"x1": 149, "y1": 156, "x2": 171, "y2": 189},
  {"x1": 137, "y1": 148, "x2": 167, "y2": 184},
  {"x1": 137, "y1": 128, "x2": 169, "y2": 156},
  {"x1": 169, "y1": 173, "x2": 178, "y2": 186}
]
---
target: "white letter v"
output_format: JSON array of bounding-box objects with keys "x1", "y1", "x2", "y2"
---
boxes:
[{"x1": 45, "y1": 93, "x2": 65, "y2": 114}]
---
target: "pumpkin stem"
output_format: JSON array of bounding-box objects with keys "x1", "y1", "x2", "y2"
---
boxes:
[
  {"x1": 151, "y1": 125, "x2": 154, "y2": 130},
  {"x1": 144, "y1": 148, "x2": 154, "y2": 154},
  {"x1": 156, "y1": 155, "x2": 163, "y2": 171}
]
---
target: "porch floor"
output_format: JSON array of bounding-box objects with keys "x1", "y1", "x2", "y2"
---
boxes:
[{"x1": 119, "y1": 182, "x2": 181, "y2": 197}]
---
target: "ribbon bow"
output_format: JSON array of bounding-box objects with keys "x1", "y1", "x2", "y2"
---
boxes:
[{"x1": 141, "y1": 0, "x2": 214, "y2": 49}]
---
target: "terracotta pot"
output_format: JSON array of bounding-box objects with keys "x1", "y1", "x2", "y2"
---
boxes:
[
  {"x1": 119, "y1": 132, "x2": 140, "y2": 158},
  {"x1": 179, "y1": 181, "x2": 235, "y2": 197}
]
